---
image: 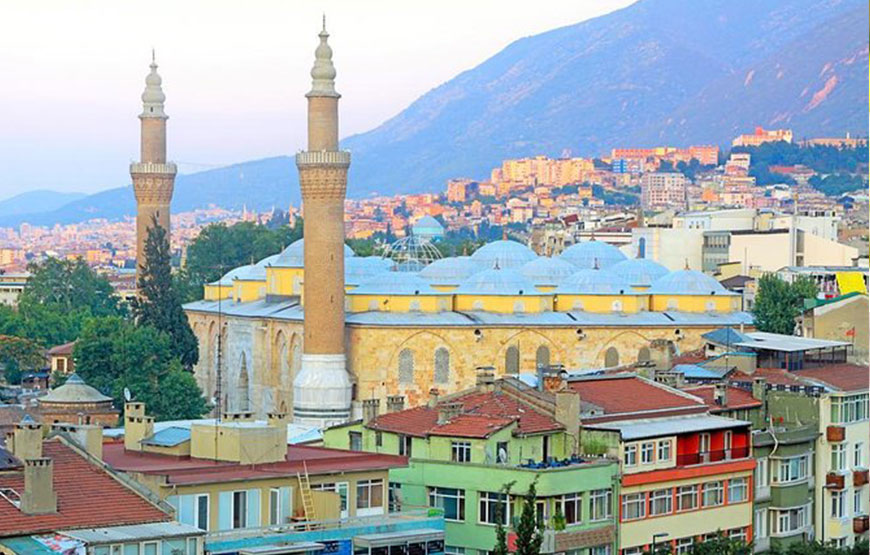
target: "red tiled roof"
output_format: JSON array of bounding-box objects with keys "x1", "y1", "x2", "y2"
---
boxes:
[
  {"x1": 0, "y1": 440, "x2": 169, "y2": 538},
  {"x1": 730, "y1": 367, "x2": 807, "y2": 387},
  {"x1": 48, "y1": 342, "x2": 75, "y2": 356},
  {"x1": 683, "y1": 385, "x2": 762, "y2": 411},
  {"x1": 569, "y1": 375, "x2": 706, "y2": 418},
  {"x1": 794, "y1": 364, "x2": 870, "y2": 393},
  {"x1": 102, "y1": 443, "x2": 408, "y2": 486},
  {"x1": 368, "y1": 390, "x2": 564, "y2": 439},
  {"x1": 672, "y1": 349, "x2": 707, "y2": 365}
]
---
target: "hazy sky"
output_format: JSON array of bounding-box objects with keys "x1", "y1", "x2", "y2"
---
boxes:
[{"x1": 0, "y1": 0, "x2": 634, "y2": 200}]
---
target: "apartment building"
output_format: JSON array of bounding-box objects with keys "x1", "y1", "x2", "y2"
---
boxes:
[{"x1": 641, "y1": 173, "x2": 689, "y2": 211}]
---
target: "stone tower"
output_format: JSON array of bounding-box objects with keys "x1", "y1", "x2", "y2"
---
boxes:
[
  {"x1": 292, "y1": 20, "x2": 353, "y2": 426},
  {"x1": 130, "y1": 52, "x2": 176, "y2": 279}
]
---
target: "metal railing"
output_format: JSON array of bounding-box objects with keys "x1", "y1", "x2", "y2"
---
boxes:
[{"x1": 676, "y1": 446, "x2": 750, "y2": 466}]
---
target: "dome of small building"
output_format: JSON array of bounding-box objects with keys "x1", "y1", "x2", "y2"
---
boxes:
[
  {"x1": 520, "y1": 256, "x2": 578, "y2": 286},
  {"x1": 345, "y1": 257, "x2": 392, "y2": 286},
  {"x1": 418, "y1": 256, "x2": 480, "y2": 284},
  {"x1": 559, "y1": 240, "x2": 627, "y2": 269},
  {"x1": 39, "y1": 373, "x2": 112, "y2": 405},
  {"x1": 351, "y1": 272, "x2": 439, "y2": 296},
  {"x1": 648, "y1": 269, "x2": 732, "y2": 295},
  {"x1": 556, "y1": 268, "x2": 629, "y2": 295},
  {"x1": 411, "y1": 216, "x2": 445, "y2": 240},
  {"x1": 610, "y1": 258, "x2": 670, "y2": 288},
  {"x1": 237, "y1": 253, "x2": 279, "y2": 281},
  {"x1": 470, "y1": 240, "x2": 537, "y2": 269},
  {"x1": 383, "y1": 235, "x2": 442, "y2": 271},
  {"x1": 210, "y1": 265, "x2": 251, "y2": 286},
  {"x1": 455, "y1": 268, "x2": 540, "y2": 296},
  {"x1": 272, "y1": 239, "x2": 356, "y2": 268}
]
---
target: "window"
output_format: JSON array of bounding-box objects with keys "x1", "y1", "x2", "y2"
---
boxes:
[
  {"x1": 452, "y1": 441, "x2": 472, "y2": 463},
  {"x1": 649, "y1": 488, "x2": 673, "y2": 516},
  {"x1": 312, "y1": 482, "x2": 348, "y2": 518},
  {"x1": 621, "y1": 493, "x2": 645, "y2": 521},
  {"x1": 389, "y1": 482, "x2": 402, "y2": 513},
  {"x1": 754, "y1": 508, "x2": 768, "y2": 540},
  {"x1": 831, "y1": 490, "x2": 846, "y2": 518},
  {"x1": 398, "y1": 435, "x2": 413, "y2": 457},
  {"x1": 195, "y1": 493, "x2": 209, "y2": 531},
  {"x1": 729, "y1": 528, "x2": 747, "y2": 542},
  {"x1": 657, "y1": 440, "x2": 671, "y2": 462},
  {"x1": 624, "y1": 444, "x2": 637, "y2": 467},
  {"x1": 776, "y1": 506, "x2": 807, "y2": 534},
  {"x1": 702, "y1": 481, "x2": 723, "y2": 507},
  {"x1": 445, "y1": 547, "x2": 465, "y2": 555},
  {"x1": 349, "y1": 431, "x2": 362, "y2": 452},
  {"x1": 479, "y1": 491, "x2": 509, "y2": 525},
  {"x1": 496, "y1": 441, "x2": 509, "y2": 464},
  {"x1": 641, "y1": 442, "x2": 654, "y2": 464},
  {"x1": 142, "y1": 543, "x2": 158, "y2": 555},
  {"x1": 775, "y1": 456, "x2": 809, "y2": 483},
  {"x1": 854, "y1": 488, "x2": 864, "y2": 515},
  {"x1": 604, "y1": 347, "x2": 619, "y2": 368},
  {"x1": 831, "y1": 394, "x2": 869, "y2": 424},
  {"x1": 728, "y1": 477, "x2": 748, "y2": 503},
  {"x1": 831, "y1": 443, "x2": 847, "y2": 472},
  {"x1": 434, "y1": 348, "x2": 450, "y2": 384},
  {"x1": 356, "y1": 479, "x2": 384, "y2": 514},
  {"x1": 676, "y1": 537, "x2": 694, "y2": 555},
  {"x1": 677, "y1": 485, "x2": 697, "y2": 511},
  {"x1": 375, "y1": 431, "x2": 383, "y2": 448},
  {"x1": 269, "y1": 488, "x2": 280, "y2": 526},
  {"x1": 590, "y1": 546, "x2": 611, "y2": 555},
  {"x1": 398, "y1": 349, "x2": 414, "y2": 384},
  {"x1": 589, "y1": 489, "x2": 612, "y2": 521},
  {"x1": 505, "y1": 346, "x2": 520, "y2": 374},
  {"x1": 561, "y1": 492, "x2": 582, "y2": 524},
  {"x1": 756, "y1": 457, "x2": 769, "y2": 488},
  {"x1": 535, "y1": 345, "x2": 550, "y2": 369},
  {"x1": 429, "y1": 487, "x2": 465, "y2": 521},
  {"x1": 855, "y1": 443, "x2": 865, "y2": 468},
  {"x1": 699, "y1": 433, "x2": 711, "y2": 460},
  {"x1": 232, "y1": 491, "x2": 247, "y2": 529}
]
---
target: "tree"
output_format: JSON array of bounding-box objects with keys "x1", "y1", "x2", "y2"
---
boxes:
[
  {"x1": 770, "y1": 539, "x2": 869, "y2": 555},
  {"x1": 492, "y1": 481, "x2": 514, "y2": 555},
  {"x1": 0, "y1": 335, "x2": 45, "y2": 385},
  {"x1": 133, "y1": 216, "x2": 199, "y2": 370},
  {"x1": 752, "y1": 274, "x2": 818, "y2": 335},
  {"x1": 74, "y1": 317, "x2": 209, "y2": 421},
  {"x1": 689, "y1": 532, "x2": 751, "y2": 555},
  {"x1": 514, "y1": 478, "x2": 543, "y2": 555}
]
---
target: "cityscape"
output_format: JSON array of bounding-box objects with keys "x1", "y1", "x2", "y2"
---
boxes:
[{"x1": 0, "y1": 2, "x2": 867, "y2": 555}]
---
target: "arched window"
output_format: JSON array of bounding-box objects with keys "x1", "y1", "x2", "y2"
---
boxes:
[
  {"x1": 505, "y1": 345, "x2": 520, "y2": 374},
  {"x1": 434, "y1": 348, "x2": 450, "y2": 384},
  {"x1": 604, "y1": 347, "x2": 619, "y2": 368},
  {"x1": 398, "y1": 349, "x2": 415, "y2": 384},
  {"x1": 239, "y1": 352, "x2": 250, "y2": 411},
  {"x1": 535, "y1": 345, "x2": 550, "y2": 370},
  {"x1": 638, "y1": 347, "x2": 651, "y2": 363}
]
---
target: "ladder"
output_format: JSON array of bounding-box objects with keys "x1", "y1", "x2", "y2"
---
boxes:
[{"x1": 296, "y1": 461, "x2": 317, "y2": 530}]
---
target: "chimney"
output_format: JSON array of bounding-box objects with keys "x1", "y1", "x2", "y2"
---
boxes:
[
  {"x1": 428, "y1": 388, "x2": 440, "y2": 408},
  {"x1": 555, "y1": 391, "x2": 580, "y2": 454},
  {"x1": 362, "y1": 399, "x2": 380, "y2": 424},
  {"x1": 52, "y1": 424, "x2": 103, "y2": 461},
  {"x1": 10, "y1": 417, "x2": 43, "y2": 460},
  {"x1": 22, "y1": 458, "x2": 57, "y2": 514},
  {"x1": 752, "y1": 377, "x2": 767, "y2": 402},
  {"x1": 713, "y1": 383, "x2": 728, "y2": 407},
  {"x1": 386, "y1": 395, "x2": 405, "y2": 414},
  {"x1": 543, "y1": 373, "x2": 566, "y2": 393},
  {"x1": 222, "y1": 411, "x2": 255, "y2": 422},
  {"x1": 124, "y1": 402, "x2": 154, "y2": 452},
  {"x1": 267, "y1": 411, "x2": 289, "y2": 450},
  {"x1": 476, "y1": 367, "x2": 495, "y2": 391},
  {"x1": 438, "y1": 402, "x2": 464, "y2": 425}
]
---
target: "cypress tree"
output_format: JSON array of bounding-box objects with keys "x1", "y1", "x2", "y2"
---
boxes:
[{"x1": 514, "y1": 478, "x2": 543, "y2": 555}]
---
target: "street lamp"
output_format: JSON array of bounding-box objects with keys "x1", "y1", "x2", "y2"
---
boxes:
[{"x1": 652, "y1": 532, "x2": 670, "y2": 554}]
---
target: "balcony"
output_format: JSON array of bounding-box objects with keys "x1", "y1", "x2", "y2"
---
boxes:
[
  {"x1": 676, "y1": 446, "x2": 750, "y2": 466},
  {"x1": 854, "y1": 469, "x2": 869, "y2": 487},
  {"x1": 854, "y1": 515, "x2": 869, "y2": 534},
  {"x1": 826, "y1": 425, "x2": 846, "y2": 442},
  {"x1": 826, "y1": 472, "x2": 845, "y2": 490}
]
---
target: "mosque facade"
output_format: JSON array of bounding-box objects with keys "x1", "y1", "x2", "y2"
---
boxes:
[{"x1": 181, "y1": 25, "x2": 754, "y2": 423}]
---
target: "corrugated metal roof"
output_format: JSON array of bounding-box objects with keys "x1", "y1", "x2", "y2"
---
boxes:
[
  {"x1": 141, "y1": 426, "x2": 190, "y2": 447},
  {"x1": 737, "y1": 332, "x2": 850, "y2": 352},
  {"x1": 62, "y1": 521, "x2": 203, "y2": 543},
  {"x1": 585, "y1": 414, "x2": 751, "y2": 440},
  {"x1": 673, "y1": 364, "x2": 726, "y2": 379}
]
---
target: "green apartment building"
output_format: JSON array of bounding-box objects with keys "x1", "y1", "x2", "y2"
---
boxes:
[{"x1": 324, "y1": 378, "x2": 619, "y2": 555}]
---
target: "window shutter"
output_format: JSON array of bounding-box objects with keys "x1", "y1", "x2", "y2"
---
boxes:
[
  {"x1": 179, "y1": 494, "x2": 195, "y2": 526},
  {"x1": 246, "y1": 488, "x2": 261, "y2": 527},
  {"x1": 218, "y1": 491, "x2": 232, "y2": 530},
  {"x1": 280, "y1": 486, "x2": 293, "y2": 523}
]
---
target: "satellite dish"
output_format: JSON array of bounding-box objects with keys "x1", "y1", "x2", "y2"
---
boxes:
[{"x1": 123, "y1": 387, "x2": 132, "y2": 402}]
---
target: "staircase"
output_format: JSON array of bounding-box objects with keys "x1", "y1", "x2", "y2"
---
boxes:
[{"x1": 296, "y1": 461, "x2": 317, "y2": 530}]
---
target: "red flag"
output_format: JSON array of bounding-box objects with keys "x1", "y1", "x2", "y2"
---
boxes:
[{"x1": 845, "y1": 327, "x2": 855, "y2": 337}]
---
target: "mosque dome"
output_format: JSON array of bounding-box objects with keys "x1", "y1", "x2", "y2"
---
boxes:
[
  {"x1": 610, "y1": 258, "x2": 669, "y2": 288},
  {"x1": 39, "y1": 374, "x2": 112, "y2": 405},
  {"x1": 210, "y1": 265, "x2": 251, "y2": 286},
  {"x1": 272, "y1": 239, "x2": 356, "y2": 268},
  {"x1": 455, "y1": 268, "x2": 540, "y2": 296},
  {"x1": 235, "y1": 254, "x2": 279, "y2": 281},
  {"x1": 418, "y1": 256, "x2": 479, "y2": 284},
  {"x1": 557, "y1": 268, "x2": 629, "y2": 295},
  {"x1": 520, "y1": 256, "x2": 578, "y2": 286},
  {"x1": 345, "y1": 257, "x2": 392, "y2": 286},
  {"x1": 559, "y1": 241, "x2": 627, "y2": 269},
  {"x1": 470, "y1": 240, "x2": 537, "y2": 270},
  {"x1": 351, "y1": 272, "x2": 439, "y2": 296},
  {"x1": 648, "y1": 269, "x2": 732, "y2": 295}
]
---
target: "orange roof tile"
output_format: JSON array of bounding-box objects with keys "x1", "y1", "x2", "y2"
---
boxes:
[
  {"x1": 683, "y1": 385, "x2": 762, "y2": 411},
  {"x1": 569, "y1": 375, "x2": 706, "y2": 418},
  {"x1": 794, "y1": 364, "x2": 869, "y2": 393}
]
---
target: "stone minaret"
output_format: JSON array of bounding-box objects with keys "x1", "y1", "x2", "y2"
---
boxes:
[
  {"x1": 292, "y1": 20, "x2": 353, "y2": 426},
  {"x1": 130, "y1": 52, "x2": 176, "y2": 279}
]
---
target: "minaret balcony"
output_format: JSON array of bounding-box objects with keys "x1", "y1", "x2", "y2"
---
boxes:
[
  {"x1": 296, "y1": 150, "x2": 350, "y2": 167},
  {"x1": 129, "y1": 162, "x2": 178, "y2": 176}
]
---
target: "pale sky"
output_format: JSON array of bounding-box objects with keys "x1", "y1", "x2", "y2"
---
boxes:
[{"x1": 0, "y1": 0, "x2": 634, "y2": 200}]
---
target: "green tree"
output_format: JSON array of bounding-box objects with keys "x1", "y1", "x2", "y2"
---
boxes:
[
  {"x1": 133, "y1": 216, "x2": 199, "y2": 370},
  {"x1": 771, "y1": 539, "x2": 869, "y2": 555},
  {"x1": 74, "y1": 317, "x2": 209, "y2": 421},
  {"x1": 493, "y1": 481, "x2": 514, "y2": 555},
  {"x1": 0, "y1": 335, "x2": 45, "y2": 385},
  {"x1": 514, "y1": 478, "x2": 543, "y2": 555},
  {"x1": 752, "y1": 274, "x2": 818, "y2": 334},
  {"x1": 689, "y1": 531, "x2": 751, "y2": 554}
]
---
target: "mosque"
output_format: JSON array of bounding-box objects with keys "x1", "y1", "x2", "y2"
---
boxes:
[{"x1": 176, "y1": 24, "x2": 753, "y2": 425}]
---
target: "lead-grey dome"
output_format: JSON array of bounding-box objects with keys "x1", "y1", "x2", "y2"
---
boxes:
[
  {"x1": 560, "y1": 241, "x2": 627, "y2": 269},
  {"x1": 455, "y1": 268, "x2": 541, "y2": 296},
  {"x1": 39, "y1": 374, "x2": 112, "y2": 405},
  {"x1": 648, "y1": 269, "x2": 733, "y2": 295},
  {"x1": 418, "y1": 256, "x2": 480, "y2": 284},
  {"x1": 610, "y1": 258, "x2": 669, "y2": 288},
  {"x1": 520, "y1": 256, "x2": 578, "y2": 286},
  {"x1": 470, "y1": 240, "x2": 537, "y2": 269},
  {"x1": 272, "y1": 239, "x2": 356, "y2": 268}
]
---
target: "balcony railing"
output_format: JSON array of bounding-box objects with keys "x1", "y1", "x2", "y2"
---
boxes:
[
  {"x1": 854, "y1": 515, "x2": 869, "y2": 534},
  {"x1": 826, "y1": 425, "x2": 846, "y2": 442},
  {"x1": 676, "y1": 446, "x2": 750, "y2": 466},
  {"x1": 826, "y1": 472, "x2": 846, "y2": 490},
  {"x1": 854, "y1": 469, "x2": 869, "y2": 487}
]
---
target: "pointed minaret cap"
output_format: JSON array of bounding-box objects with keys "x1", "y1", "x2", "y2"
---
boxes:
[
  {"x1": 140, "y1": 49, "x2": 167, "y2": 119},
  {"x1": 308, "y1": 16, "x2": 339, "y2": 98}
]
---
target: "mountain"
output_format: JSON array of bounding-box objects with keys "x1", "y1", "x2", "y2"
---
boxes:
[
  {"x1": 0, "y1": 190, "x2": 86, "y2": 219},
  {"x1": 341, "y1": 0, "x2": 869, "y2": 195}
]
